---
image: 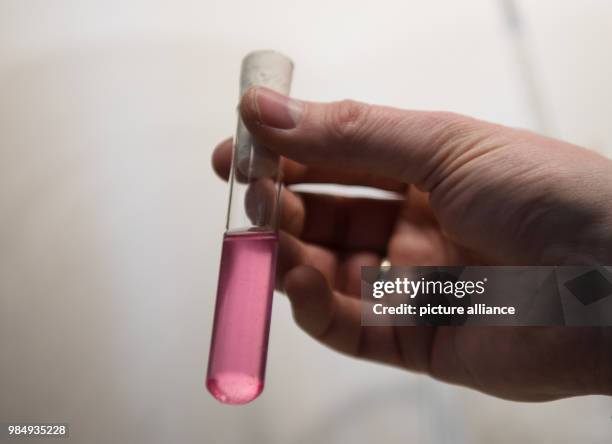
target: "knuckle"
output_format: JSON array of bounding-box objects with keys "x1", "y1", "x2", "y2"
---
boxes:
[
  {"x1": 427, "y1": 112, "x2": 476, "y2": 146},
  {"x1": 325, "y1": 99, "x2": 370, "y2": 143},
  {"x1": 417, "y1": 111, "x2": 496, "y2": 192}
]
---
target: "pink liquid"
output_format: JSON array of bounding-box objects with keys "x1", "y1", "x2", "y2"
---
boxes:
[{"x1": 206, "y1": 231, "x2": 278, "y2": 404}]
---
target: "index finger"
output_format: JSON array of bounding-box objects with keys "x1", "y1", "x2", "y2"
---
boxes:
[{"x1": 212, "y1": 138, "x2": 407, "y2": 192}]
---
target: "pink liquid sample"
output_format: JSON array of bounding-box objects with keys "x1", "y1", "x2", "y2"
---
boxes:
[{"x1": 206, "y1": 231, "x2": 278, "y2": 404}]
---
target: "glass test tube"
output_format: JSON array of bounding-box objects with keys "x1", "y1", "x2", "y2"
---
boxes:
[{"x1": 206, "y1": 51, "x2": 294, "y2": 405}]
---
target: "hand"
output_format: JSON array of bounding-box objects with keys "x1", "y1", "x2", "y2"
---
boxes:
[{"x1": 212, "y1": 87, "x2": 612, "y2": 401}]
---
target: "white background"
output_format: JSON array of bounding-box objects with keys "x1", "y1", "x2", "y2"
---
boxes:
[{"x1": 1, "y1": 1, "x2": 611, "y2": 443}]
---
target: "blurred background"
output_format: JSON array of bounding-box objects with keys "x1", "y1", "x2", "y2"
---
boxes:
[{"x1": 1, "y1": 0, "x2": 612, "y2": 443}]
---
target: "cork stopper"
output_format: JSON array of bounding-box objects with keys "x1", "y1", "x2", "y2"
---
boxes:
[{"x1": 239, "y1": 50, "x2": 294, "y2": 96}]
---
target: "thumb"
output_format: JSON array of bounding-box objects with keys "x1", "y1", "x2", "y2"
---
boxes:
[{"x1": 239, "y1": 86, "x2": 500, "y2": 191}]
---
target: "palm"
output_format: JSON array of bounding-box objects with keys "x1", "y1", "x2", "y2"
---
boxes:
[
  {"x1": 299, "y1": 187, "x2": 478, "y2": 296},
  {"x1": 280, "y1": 189, "x2": 608, "y2": 401}
]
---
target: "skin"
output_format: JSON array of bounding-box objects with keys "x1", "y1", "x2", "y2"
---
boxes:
[{"x1": 212, "y1": 86, "x2": 612, "y2": 401}]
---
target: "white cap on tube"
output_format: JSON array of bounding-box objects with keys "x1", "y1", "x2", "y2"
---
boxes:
[{"x1": 235, "y1": 51, "x2": 294, "y2": 179}]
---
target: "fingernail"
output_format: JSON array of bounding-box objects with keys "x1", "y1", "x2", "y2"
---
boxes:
[{"x1": 251, "y1": 87, "x2": 303, "y2": 129}]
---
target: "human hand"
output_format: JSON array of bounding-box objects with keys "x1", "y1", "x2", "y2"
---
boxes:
[{"x1": 212, "y1": 87, "x2": 612, "y2": 401}]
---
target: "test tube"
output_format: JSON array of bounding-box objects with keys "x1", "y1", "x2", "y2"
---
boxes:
[{"x1": 206, "y1": 50, "x2": 294, "y2": 404}]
